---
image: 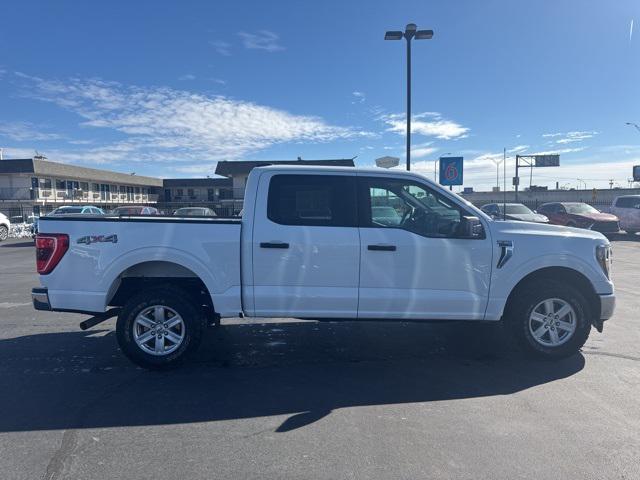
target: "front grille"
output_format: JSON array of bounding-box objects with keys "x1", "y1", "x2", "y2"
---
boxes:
[{"x1": 591, "y1": 221, "x2": 620, "y2": 233}]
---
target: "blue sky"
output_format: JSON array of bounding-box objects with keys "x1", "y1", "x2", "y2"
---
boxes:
[{"x1": 0, "y1": 0, "x2": 638, "y2": 189}]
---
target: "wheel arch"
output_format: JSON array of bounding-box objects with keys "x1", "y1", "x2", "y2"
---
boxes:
[
  {"x1": 106, "y1": 260, "x2": 215, "y2": 314},
  {"x1": 504, "y1": 266, "x2": 600, "y2": 322}
]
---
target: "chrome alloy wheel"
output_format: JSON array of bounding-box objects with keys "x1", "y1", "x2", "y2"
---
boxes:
[
  {"x1": 133, "y1": 305, "x2": 185, "y2": 356},
  {"x1": 528, "y1": 298, "x2": 577, "y2": 347}
]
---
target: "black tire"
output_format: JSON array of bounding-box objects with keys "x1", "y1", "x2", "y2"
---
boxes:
[
  {"x1": 116, "y1": 285, "x2": 206, "y2": 369},
  {"x1": 0, "y1": 225, "x2": 8, "y2": 242},
  {"x1": 506, "y1": 280, "x2": 592, "y2": 359}
]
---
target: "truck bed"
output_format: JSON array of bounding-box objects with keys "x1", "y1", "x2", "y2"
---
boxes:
[{"x1": 37, "y1": 215, "x2": 243, "y2": 316}]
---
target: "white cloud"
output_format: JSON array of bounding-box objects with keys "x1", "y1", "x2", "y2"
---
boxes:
[
  {"x1": 178, "y1": 74, "x2": 196, "y2": 81},
  {"x1": 210, "y1": 78, "x2": 226, "y2": 85},
  {"x1": 531, "y1": 147, "x2": 585, "y2": 155},
  {"x1": 0, "y1": 121, "x2": 62, "y2": 141},
  {"x1": 237, "y1": 30, "x2": 284, "y2": 52},
  {"x1": 508, "y1": 145, "x2": 530, "y2": 154},
  {"x1": 17, "y1": 74, "x2": 370, "y2": 165},
  {"x1": 542, "y1": 130, "x2": 599, "y2": 144},
  {"x1": 381, "y1": 112, "x2": 469, "y2": 140},
  {"x1": 210, "y1": 40, "x2": 232, "y2": 56},
  {"x1": 352, "y1": 91, "x2": 365, "y2": 103}
]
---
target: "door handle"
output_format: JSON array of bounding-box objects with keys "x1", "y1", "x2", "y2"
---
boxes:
[
  {"x1": 367, "y1": 244, "x2": 396, "y2": 251},
  {"x1": 260, "y1": 242, "x2": 290, "y2": 249}
]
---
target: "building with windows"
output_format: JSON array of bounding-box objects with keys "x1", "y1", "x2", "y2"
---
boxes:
[
  {"x1": 213, "y1": 159, "x2": 356, "y2": 193},
  {"x1": 160, "y1": 159, "x2": 356, "y2": 215},
  {"x1": 0, "y1": 157, "x2": 162, "y2": 218},
  {"x1": 162, "y1": 177, "x2": 234, "y2": 203},
  {"x1": 0, "y1": 156, "x2": 356, "y2": 220}
]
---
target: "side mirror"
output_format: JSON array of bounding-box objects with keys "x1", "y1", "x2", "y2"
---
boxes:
[{"x1": 459, "y1": 216, "x2": 485, "y2": 239}]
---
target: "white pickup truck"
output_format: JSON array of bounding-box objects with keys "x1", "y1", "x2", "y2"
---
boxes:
[{"x1": 32, "y1": 166, "x2": 615, "y2": 368}]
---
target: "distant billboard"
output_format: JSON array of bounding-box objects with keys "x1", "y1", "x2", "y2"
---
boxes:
[
  {"x1": 634, "y1": 165, "x2": 640, "y2": 182},
  {"x1": 534, "y1": 154, "x2": 560, "y2": 167},
  {"x1": 439, "y1": 157, "x2": 463, "y2": 186}
]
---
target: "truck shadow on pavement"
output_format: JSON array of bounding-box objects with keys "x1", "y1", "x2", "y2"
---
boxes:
[{"x1": 0, "y1": 320, "x2": 584, "y2": 433}]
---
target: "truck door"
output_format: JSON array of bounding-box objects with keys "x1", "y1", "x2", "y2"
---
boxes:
[
  {"x1": 357, "y1": 175, "x2": 492, "y2": 320},
  {"x1": 251, "y1": 172, "x2": 360, "y2": 318}
]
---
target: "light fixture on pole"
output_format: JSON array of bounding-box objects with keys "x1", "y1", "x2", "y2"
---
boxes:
[
  {"x1": 489, "y1": 156, "x2": 503, "y2": 191},
  {"x1": 626, "y1": 122, "x2": 640, "y2": 133},
  {"x1": 385, "y1": 23, "x2": 434, "y2": 171}
]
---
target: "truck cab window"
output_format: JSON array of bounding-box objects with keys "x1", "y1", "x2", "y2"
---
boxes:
[
  {"x1": 360, "y1": 178, "x2": 464, "y2": 238},
  {"x1": 267, "y1": 174, "x2": 357, "y2": 227}
]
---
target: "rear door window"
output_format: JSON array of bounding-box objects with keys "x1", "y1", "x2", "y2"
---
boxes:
[
  {"x1": 616, "y1": 197, "x2": 640, "y2": 208},
  {"x1": 267, "y1": 174, "x2": 357, "y2": 227}
]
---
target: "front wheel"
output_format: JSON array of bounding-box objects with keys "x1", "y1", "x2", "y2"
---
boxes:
[
  {"x1": 506, "y1": 281, "x2": 592, "y2": 359},
  {"x1": 116, "y1": 286, "x2": 206, "y2": 369},
  {"x1": 0, "y1": 225, "x2": 8, "y2": 241}
]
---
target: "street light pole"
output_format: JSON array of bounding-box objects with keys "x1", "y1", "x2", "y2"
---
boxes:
[
  {"x1": 406, "y1": 34, "x2": 412, "y2": 171},
  {"x1": 385, "y1": 24, "x2": 434, "y2": 171}
]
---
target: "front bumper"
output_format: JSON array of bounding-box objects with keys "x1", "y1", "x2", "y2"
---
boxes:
[
  {"x1": 32, "y1": 287, "x2": 51, "y2": 311},
  {"x1": 599, "y1": 293, "x2": 616, "y2": 320}
]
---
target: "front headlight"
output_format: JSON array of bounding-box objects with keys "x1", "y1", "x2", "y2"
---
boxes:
[{"x1": 596, "y1": 244, "x2": 612, "y2": 279}]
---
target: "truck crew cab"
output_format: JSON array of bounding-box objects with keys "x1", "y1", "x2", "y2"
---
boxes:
[{"x1": 32, "y1": 166, "x2": 615, "y2": 368}]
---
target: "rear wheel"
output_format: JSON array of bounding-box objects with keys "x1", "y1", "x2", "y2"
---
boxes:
[
  {"x1": 0, "y1": 225, "x2": 8, "y2": 241},
  {"x1": 506, "y1": 280, "x2": 592, "y2": 359},
  {"x1": 116, "y1": 286, "x2": 206, "y2": 369}
]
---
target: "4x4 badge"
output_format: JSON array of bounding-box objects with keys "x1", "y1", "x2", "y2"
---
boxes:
[{"x1": 77, "y1": 234, "x2": 118, "y2": 245}]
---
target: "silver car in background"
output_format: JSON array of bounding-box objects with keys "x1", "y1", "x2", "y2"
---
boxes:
[
  {"x1": 610, "y1": 195, "x2": 640, "y2": 236},
  {"x1": 481, "y1": 203, "x2": 549, "y2": 223}
]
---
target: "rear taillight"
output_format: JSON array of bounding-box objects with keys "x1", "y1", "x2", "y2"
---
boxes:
[{"x1": 36, "y1": 233, "x2": 69, "y2": 274}]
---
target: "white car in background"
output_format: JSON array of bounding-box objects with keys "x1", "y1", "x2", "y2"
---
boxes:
[
  {"x1": 0, "y1": 212, "x2": 10, "y2": 241},
  {"x1": 610, "y1": 195, "x2": 640, "y2": 236}
]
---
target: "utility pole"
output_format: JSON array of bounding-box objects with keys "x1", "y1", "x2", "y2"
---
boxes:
[{"x1": 503, "y1": 148, "x2": 507, "y2": 220}]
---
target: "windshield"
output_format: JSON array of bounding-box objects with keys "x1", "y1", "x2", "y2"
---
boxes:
[
  {"x1": 565, "y1": 203, "x2": 599, "y2": 214},
  {"x1": 505, "y1": 204, "x2": 533, "y2": 214}
]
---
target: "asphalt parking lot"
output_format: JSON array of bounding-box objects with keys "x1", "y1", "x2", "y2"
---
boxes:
[{"x1": 1, "y1": 237, "x2": 639, "y2": 480}]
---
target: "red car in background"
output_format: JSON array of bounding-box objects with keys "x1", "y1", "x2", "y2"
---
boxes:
[
  {"x1": 537, "y1": 202, "x2": 619, "y2": 233},
  {"x1": 111, "y1": 206, "x2": 160, "y2": 216}
]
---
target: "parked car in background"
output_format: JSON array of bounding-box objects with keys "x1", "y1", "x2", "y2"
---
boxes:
[
  {"x1": 481, "y1": 203, "x2": 549, "y2": 223},
  {"x1": 112, "y1": 206, "x2": 159, "y2": 216},
  {"x1": 50, "y1": 206, "x2": 105, "y2": 215},
  {"x1": 610, "y1": 195, "x2": 640, "y2": 236},
  {"x1": 538, "y1": 202, "x2": 619, "y2": 233},
  {"x1": 32, "y1": 206, "x2": 104, "y2": 238},
  {"x1": 0, "y1": 211, "x2": 10, "y2": 241},
  {"x1": 173, "y1": 207, "x2": 217, "y2": 217}
]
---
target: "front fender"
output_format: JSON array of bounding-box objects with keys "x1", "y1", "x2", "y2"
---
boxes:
[{"x1": 485, "y1": 253, "x2": 610, "y2": 320}]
